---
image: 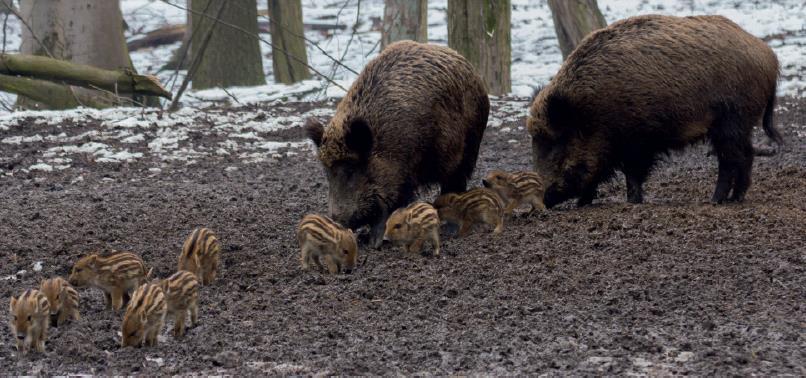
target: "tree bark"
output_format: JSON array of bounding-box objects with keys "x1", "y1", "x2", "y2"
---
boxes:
[
  {"x1": 267, "y1": 0, "x2": 311, "y2": 84},
  {"x1": 547, "y1": 0, "x2": 607, "y2": 59},
  {"x1": 448, "y1": 0, "x2": 511, "y2": 95},
  {"x1": 381, "y1": 0, "x2": 427, "y2": 50},
  {"x1": 191, "y1": 0, "x2": 265, "y2": 89},
  {"x1": 17, "y1": 0, "x2": 65, "y2": 109}
]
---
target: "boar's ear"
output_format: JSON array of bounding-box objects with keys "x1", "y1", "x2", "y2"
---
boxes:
[
  {"x1": 304, "y1": 118, "x2": 325, "y2": 147},
  {"x1": 344, "y1": 118, "x2": 373, "y2": 159},
  {"x1": 9, "y1": 296, "x2": 16, "y2": 312}
]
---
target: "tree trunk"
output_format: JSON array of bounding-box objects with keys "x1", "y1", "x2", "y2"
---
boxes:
[
  {"x1": 447, "y1": 0, "x2": 511, "y2": 95},
  {"x1": 60, "y1": 0, "x2": 135, "y2": 105},
  {"x1": 14, "y1": 1, "x2": 154, "y2": 109},
  {"x1": 17, "y1": 0, "x2": 65, "y2": 109},
  {"x1": 381, "y1": 0, "x2": 427, "y2": 50},
  {"x1": 268, "y1": 0, "x2": 311, "y2": 84},
  {"x1": 547, "y1": 0, "x2": 606, "y2": 59},
  {"x1": 191, "y1": 0, "x2": 265, "y2": 89}
]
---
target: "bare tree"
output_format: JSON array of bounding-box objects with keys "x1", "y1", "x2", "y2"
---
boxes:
[
  {"x1": 547, "y1": 0, "x2": 607, "y2": 59},
  {"x1": 381, "y1": 0, "x2": 427, "y2": 50},
  {"x1": 191, "y1": 0, "x2": 265, "y2": 89},
  {"x1": 16, "y1": 0, "x2": 137, "y2": 109},
  {"x1": 448, "y1": 0, "x2": 511, "y2": 95},
  {"x1": 268, "y1": 0, "x2": 310, "y2": 84}
]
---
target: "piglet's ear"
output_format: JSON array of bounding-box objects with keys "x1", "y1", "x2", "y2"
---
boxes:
[
  {"x1": 305, "y1": 118, "x2": 325, "y2": 147},
  {"x1": 344, "y1": 118, "x2": 373, "y2": 159}
]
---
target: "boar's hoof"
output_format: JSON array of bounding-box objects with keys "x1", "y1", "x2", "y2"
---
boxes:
[
  {"x1": 626, "y1": 192, "x2": 644, "y2": 204},
  {"x1": 440, "y1": 223, "x2": 460, "y2": 236}
]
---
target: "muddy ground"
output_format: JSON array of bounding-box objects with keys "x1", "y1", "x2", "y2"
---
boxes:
[{"x1": 0, "y1": 97, "x2": 804, "y2": 375}]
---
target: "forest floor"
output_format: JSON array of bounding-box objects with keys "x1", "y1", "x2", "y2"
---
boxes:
[{"x1": 0, "y1": 97, "x2": 804, "y2": 375}]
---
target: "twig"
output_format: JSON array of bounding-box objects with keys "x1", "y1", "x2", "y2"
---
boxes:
[
  {"x1": 0, "y1": 95, "x2": 13, "y2": 111},
  {"x1": 167, "y1": 1, "x2": 212, "y2": 93},
  {"x1": 364, "y1": 4, "x2": 400, "y2": 59},
  {"x1": 321, "y1": 0, "x2": 363, "y2": 97},
  {"x1": 2, "y1": 12, "x2": 8, "y2": 54},
  {"x1": 2, "y1": 2, "x2": 54, "y2": 59},
  {"x1": 233, "y1": 1, "x2": 358, "y2": 76},
  {"x1": 169, "y1": 0, "x2": 227, "y2": 111},
  {"x1": 222, "y1": 87, "x2": 242, "y2": 106},
  {"x1": 161, "y1": 0, "x2": 347, "y2": 92}
]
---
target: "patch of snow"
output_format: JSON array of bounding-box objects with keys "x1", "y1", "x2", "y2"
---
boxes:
[
  {"x1": 121, "y1": 134, "x2": 146, "y2": 143},
  {"x1": 29, "y1": 164, "x2": 54, "y2": 172},
  {"x1": 3, "y1": 135, "x2": 44, "y2": 144},
  {"x1": 145, "y1": 356, "x2": 165, "y2": 367},
  {"x1": 675, "y1": 351, "x2": 695, "y2": 362},
  {"x1": 32, "y1": 262, "x2": 43, "y2": 272}
]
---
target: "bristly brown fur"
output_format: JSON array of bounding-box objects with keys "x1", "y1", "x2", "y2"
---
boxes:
[{"x1": 528, "y1": 15, "x2": 782, "y2": 207}]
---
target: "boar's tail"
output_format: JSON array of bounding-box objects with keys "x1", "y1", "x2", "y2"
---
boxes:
[{"x1": 762, "y1": 87, "x2": 783, "y2": 145}]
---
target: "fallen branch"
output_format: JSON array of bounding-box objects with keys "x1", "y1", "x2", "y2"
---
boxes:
[
  {"x1": 0, "y1": 74, "x2": 107, "y2": 109},
  {"x1": 127, "y1": 24, "x2": 186, "y2": 51},
  {"x1": 0, "y1": 53, "x2": 172, "y2": 99}
]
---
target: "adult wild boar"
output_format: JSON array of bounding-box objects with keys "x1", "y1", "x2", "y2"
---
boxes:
[
  {"x1": 528, "y1": 15, "x2": 782, "y2": 207},
  {"x1": 306, "y1": 41, "x2": 489, "y2": 246}
]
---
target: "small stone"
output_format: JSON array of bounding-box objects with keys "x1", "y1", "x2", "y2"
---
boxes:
[{"x1": 212, "y1": 351, "x2": 240, "y2": 368}]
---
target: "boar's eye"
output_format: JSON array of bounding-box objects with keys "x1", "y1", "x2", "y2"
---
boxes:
[
  {"x1": 27, "y1": 316, "x2": 31, "y2": 321},
  {"x1": 394, "y1": 223, "x2": 402, "y2": 229},
  {"x1": 128, "y1": 331, "x2": 138, "y2": 337},
  {"x1": 342, "y1": 249, "x2": 350, "y2": 255},
  {"x1": 56, "y1": 294, "x2": 60, "y2": 300}
]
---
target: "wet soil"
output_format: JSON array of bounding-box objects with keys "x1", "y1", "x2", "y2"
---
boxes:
[{"x1": 0, "y1": 97, "x2": 804, "y2": 375}]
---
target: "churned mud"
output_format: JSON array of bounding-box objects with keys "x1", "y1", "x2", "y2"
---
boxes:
[{"x1": 0, "y1": 97, "x2": 804, "y2": 375}]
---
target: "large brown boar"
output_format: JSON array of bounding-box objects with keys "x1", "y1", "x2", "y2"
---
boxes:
[
  {"x1": 528, "y1": 15, "x2": 782, "y2": 207},
  {"x1": 306, "y1": 41, "x2": 489, "y2": 246}
]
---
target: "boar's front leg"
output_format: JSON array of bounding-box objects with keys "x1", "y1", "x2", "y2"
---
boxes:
[
  {"x1": 368, "y1": 217, "x2": 387, "y2": 249},
  {"x1": 623, "y1": 159, "x2": 653, "y2": 204},
  {"x1": 577, "y1": 185, "x2": 598, "y2": 207}
]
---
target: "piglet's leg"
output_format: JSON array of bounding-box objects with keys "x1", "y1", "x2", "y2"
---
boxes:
[
  {"x1": 322, "y1": 255, "x2": 340, "y2": 274},
  {"x1": 430, "y1": 228, "x2": 441, "y2": 256},
  {"x1": 504, "y1": 200, "x2": 518, "y2": 216},
  {"x1": 410, "y1": 238, "x2": 425, "y2": 255},
  {"x1": 110, "y1": 290, "x2": 124, "y2": 311}
]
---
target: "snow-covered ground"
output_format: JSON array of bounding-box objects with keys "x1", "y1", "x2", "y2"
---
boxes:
[{"x1": 0, "y1": 0, "x2": 804, "y2": 174}]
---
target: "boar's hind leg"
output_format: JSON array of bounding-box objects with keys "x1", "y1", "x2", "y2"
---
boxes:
[
  {"x1": 623, "y1": 159, "x2": 654, "y2": 204},
  {"x1": 729, "y1": 140, "x2": 754, "y2": 202},
  {"x1": 710, "y1": 118, "x2": 754, "y2": 204}
]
